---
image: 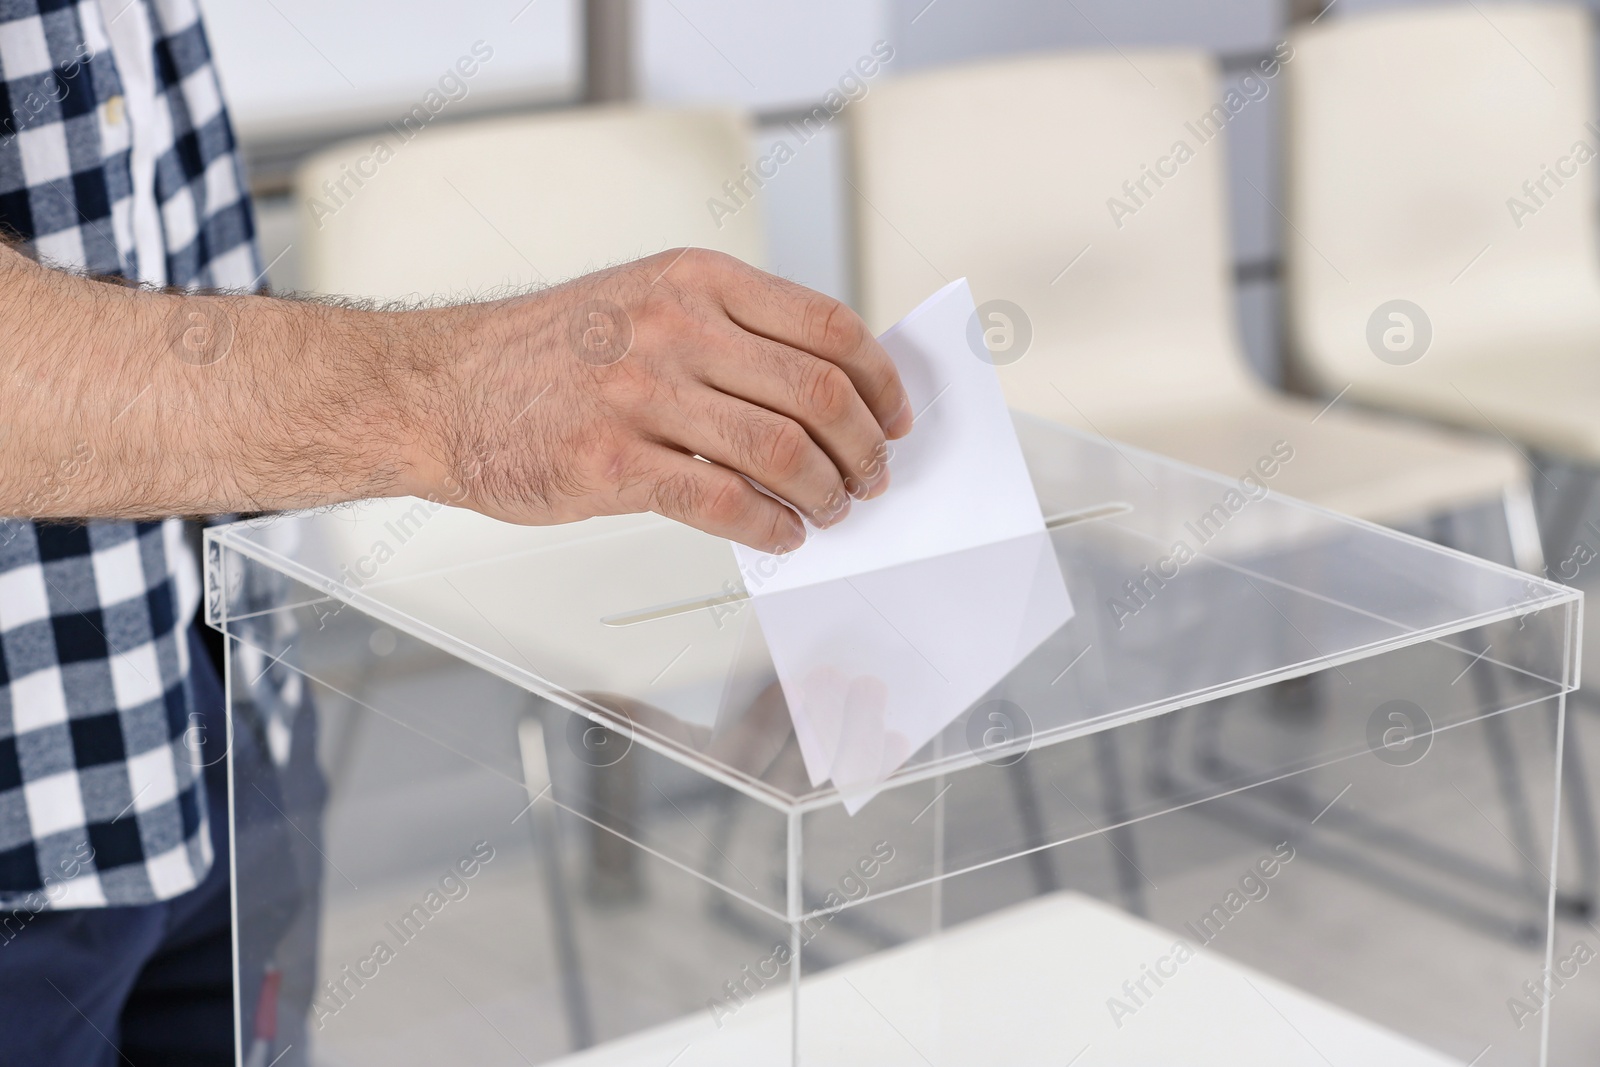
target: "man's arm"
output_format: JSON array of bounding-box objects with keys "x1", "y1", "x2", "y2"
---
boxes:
[{"x1": 0, "y1": 245, "x2": 912, "y2": 552}]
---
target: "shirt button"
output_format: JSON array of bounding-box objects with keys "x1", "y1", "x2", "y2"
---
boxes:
[{"x1": 103, "y1": 95, "x2": 125, "y2": 125}]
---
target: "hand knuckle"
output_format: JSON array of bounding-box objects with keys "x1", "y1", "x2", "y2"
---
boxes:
[
  {"x1": 658, "y1": 245, "x2": 693, "y2": 268},
  {"x1": 676, "y1": 246, "x2": 727, "y2": 277},
  {"x1": 633, "y1": 288, "x2": 687, "y2": 331},
  {"x1": 800, "y1": 363, "x2": 852, "y2": 421},
  {"x1": 803, "y1": 296, "x2": 863, "y2": 357},
  {"x1": 760, "y1": 420, "x2": 810, "y2": 479},
  {"x1": 603, "y1": 438, "x2": 646, "y2": 484},
  {"x1": 702, "y1": 474, "x2": 752, "y2": 526}
]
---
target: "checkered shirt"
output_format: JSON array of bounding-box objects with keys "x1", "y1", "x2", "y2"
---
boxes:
[{"x1": 0, "y1": 0, "x2": 259, "y2": 910}]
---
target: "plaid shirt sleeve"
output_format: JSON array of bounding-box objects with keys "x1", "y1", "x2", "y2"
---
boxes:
[{"x1": 0, "y1": 0, "x2": 260, "y2": 911}]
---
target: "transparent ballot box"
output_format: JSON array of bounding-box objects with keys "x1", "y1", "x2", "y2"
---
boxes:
[{"x1": 207, "y1": 416, "x2": 1582, "y2": 1067}]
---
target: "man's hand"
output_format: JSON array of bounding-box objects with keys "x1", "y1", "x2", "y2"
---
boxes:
[
  {"x1": 404, "y1": 248, "x2": 912, "y2": 552},
  {"x1": 0, "y1": 244, "x2": 911, "y2": 549}
]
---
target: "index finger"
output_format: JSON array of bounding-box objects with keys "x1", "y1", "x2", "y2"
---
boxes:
[{"x1": 706, "y1": 257, "x2": 913, "y2": 439}]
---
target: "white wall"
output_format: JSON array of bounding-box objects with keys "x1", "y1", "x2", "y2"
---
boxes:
[
  {"x1": 632, "y1": 0, "x2": 894, "y2": 301},
  {"x1": 635, "y1": 0, "x2": 889, "y2": 108},
  {"x1": 199, "y1": 0, "x2": 580, "y2": 143}
]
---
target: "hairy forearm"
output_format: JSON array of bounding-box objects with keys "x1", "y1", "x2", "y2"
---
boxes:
[
  {"x1": 0, "y1": 243, "x2": 914, "y2": 553},
  {"x1": 0, "y1": 245, "x2": 446, "y2": 519}
]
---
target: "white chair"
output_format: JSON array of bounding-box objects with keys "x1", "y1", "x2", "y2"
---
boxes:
[
  {"x1": 292, "y1": 105, "x2": 770, "y2": 1052},
  {"x1": 848, "y1": 48, "x2": 1539, "y2": 569},
  {"x1": 296, "y1": 105, "x2": 765, "y2": 299},
  {"x1": 1280, "y1": 3, "x2": 1600, "y2": 914},
  {"x1": 1282, "y1": 3, "x2": 1600, "y2": 554},
  {"x1": 847, "y1": 45, "x2": 1588, "y2": 932}
]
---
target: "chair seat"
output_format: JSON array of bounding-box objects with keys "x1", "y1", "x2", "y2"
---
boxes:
[
  {"x1": 1015, "y1": 386, "x2": 1523, "y2": 526},
  {"x1": 1344, "y1": 346, "x2": 1600, "y2": 465}
]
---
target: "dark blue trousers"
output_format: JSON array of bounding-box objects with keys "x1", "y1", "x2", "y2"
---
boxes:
[{"x1": 0, "y1": 628, "x2": 322, "y2": 1067}]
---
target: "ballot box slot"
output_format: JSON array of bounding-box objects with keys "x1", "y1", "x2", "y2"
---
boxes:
[{"x1": 597, "y1": 501, "x2": 1134, "y2": 628}]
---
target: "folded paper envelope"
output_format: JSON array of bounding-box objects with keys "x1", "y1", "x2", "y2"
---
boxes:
[{"x1": 732, "y1": 278, "x2": 1074, "y2": 812}]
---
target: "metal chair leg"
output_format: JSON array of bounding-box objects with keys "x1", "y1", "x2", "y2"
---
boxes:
[
  {"x1": 1502, "y1": 481, "x2": 1546, "y2": 575},
  {"x1": 1554, "y1": 702, "x2": 1600, "y2": 916},
  {"x1": 1092, "y1": 729, "x2": 1148, "y2": 917},
  {"x1": 1005, "y1": 754, "x2": 1060, "y2": 896},
  {"x1": 517, "y1": 716, "x2": 596, "y2": 1051},
  {"x1": 1533, "y1": 458, "x2": 1594, "y2": 577}
]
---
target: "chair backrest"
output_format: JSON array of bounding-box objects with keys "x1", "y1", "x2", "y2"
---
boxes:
[
  {"x1": 1283, "y1": 3, "x2": 1600, "y2": 389},
  {"x1": 849, "y1": 49, "x2": 1255, "y2": 427},
  {"x1": 295, "y1": 106, "x2": 766, "y2": 300}
]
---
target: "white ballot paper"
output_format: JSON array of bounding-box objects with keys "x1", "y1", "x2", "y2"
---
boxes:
[{"x1": 732, "y1": 278, "x2": 1074, "y2": 812}]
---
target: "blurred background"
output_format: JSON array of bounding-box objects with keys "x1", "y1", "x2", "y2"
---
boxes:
[
  {"x1": 196, "y1": 0, "x2": 1595, "y2": 376},
  {"x1": 201, "y1": 2, "x2": 1600, "y2": 1063},
  {"x1": 202, "y1": 0, "x2": 1600, "y2": 682},
  {"x1": 209, "y1": 0, "x2": 1304, "y2": 358}
]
